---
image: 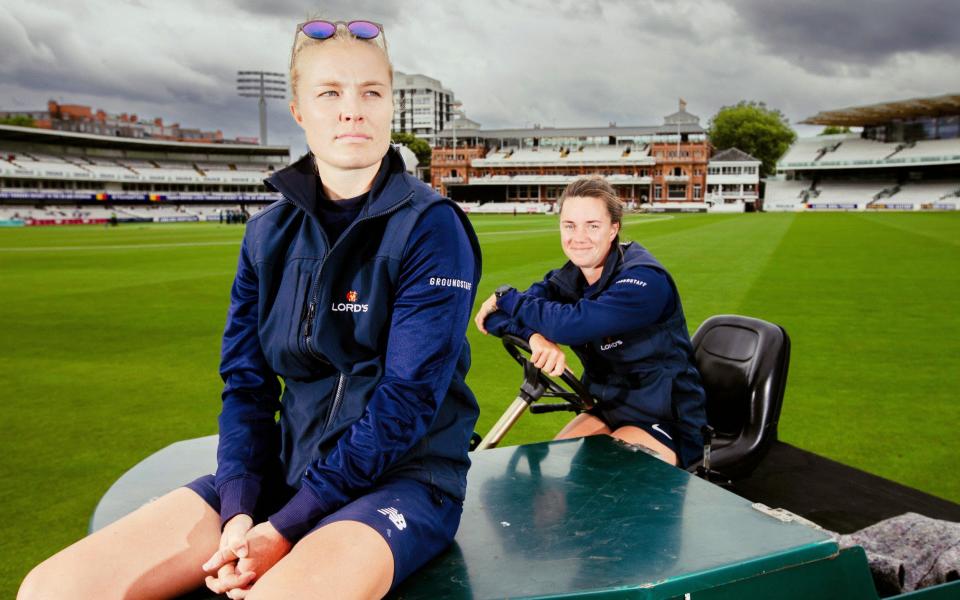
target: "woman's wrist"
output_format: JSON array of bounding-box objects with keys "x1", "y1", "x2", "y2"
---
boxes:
[{"x1": 494, "y1": 285, "x2": 520, "y2": 314}]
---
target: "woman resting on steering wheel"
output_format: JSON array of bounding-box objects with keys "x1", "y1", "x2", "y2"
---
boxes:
[{"x1": 475, "y1": 175, "x2": 706, "y2": 468}]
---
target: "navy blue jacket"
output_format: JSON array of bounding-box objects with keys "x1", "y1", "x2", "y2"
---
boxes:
[
  {"x1": 215, "y1": 148, "x2": 482, "y2": 542},
  {"x1": 487, "y1": 242, "x2": 706, "y2": 467}
]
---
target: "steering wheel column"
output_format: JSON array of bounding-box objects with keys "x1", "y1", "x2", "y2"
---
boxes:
[{"x1": 475, "y1": 334, "x2": 596, "y2": 450}]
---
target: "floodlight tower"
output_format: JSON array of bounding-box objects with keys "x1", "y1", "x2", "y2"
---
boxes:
[{"x1": 237, "y1": 70, "x2": 286, "y2": 145}]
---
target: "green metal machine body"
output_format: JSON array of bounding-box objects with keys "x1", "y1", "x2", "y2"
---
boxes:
[
  {"x1": 92, "y1": 435, "x2": 959, "y2": 599},
  {"x1": 394, "y1": 436, "x2": 953, "y2": 599}
]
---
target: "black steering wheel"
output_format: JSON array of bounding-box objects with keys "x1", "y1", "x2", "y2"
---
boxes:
[{"x1": 500, "y1": 334, "x2": 595, "y2": 413}]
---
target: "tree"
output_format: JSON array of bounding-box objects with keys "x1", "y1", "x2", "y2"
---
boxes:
[
  {"x1": 391, "y1": 132, "x2": 431, "y2": 167},
  {"x1": 0, "y1": 115, "x2": 35, "y2": 127},
  {"x1": 818, "y1": 125, "x2": 851, "y2": 135},
  {"x1": 707, "y1": 101, "x2": 796, "y2": 176}
]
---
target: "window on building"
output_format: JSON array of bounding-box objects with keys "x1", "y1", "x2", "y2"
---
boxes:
[
  {"x1": 693, "y1": 184, "x2": 701, "y2": 199},
  {"x1": 938, "y1": 115, "x2": 959, "y2": 139},
  {"x1": 654, "y1": 184, "x2": 662, "y2": 200}
]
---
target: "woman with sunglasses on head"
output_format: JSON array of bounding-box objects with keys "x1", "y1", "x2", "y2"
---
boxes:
[
  {"x1": 19, "y1": 19, "x2": 481, "y2": 600},
  {"x1": 474, "y1": 176, "x2": 706, "y2": 469}
]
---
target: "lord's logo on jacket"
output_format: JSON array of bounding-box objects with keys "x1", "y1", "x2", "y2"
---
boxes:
[
  {"x1": 332, "y1": 290, "x2": 369, "y2": 313},
  {"x1": 600, "y1": 336, "x2": 624, "y2": 351}
]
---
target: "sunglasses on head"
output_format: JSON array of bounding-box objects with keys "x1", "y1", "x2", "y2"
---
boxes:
[{"x1": 297, "y1": 20, "x2": 384, "y2": 40}]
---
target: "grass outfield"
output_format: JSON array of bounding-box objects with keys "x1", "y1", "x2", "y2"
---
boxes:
[{"x1": 1, "y1": 212, "x2": 958, "y2": 592}]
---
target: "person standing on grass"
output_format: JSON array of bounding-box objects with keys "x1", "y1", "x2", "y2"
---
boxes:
[
  {"x1": 474, "y1": 175, "x2": 706, "y2": 468},
  {"x1": 20, "y1": 17, "x2": 481, "y2": 600}
]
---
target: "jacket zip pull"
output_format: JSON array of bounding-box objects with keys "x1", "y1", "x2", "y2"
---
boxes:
[
  {"x1": 324, "y1": 373, "x2": 347, "y2": 433},
  {"x1": 304, "y1": 301, "x2": 316, "y2": 339}
]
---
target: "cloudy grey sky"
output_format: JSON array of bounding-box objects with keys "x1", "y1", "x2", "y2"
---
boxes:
[{"x1": 2, "y1": 0, "x2": 958, "y2": 154}]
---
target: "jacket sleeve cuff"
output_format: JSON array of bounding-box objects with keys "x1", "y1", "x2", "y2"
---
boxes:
[
  {"x1": 268, "y1": 485, "x2": 331, "y2": 543},
  {"x1": 218, "y1": 477, "x2": 261, "y2": 528},
  {"x1": 519, "y1": 325, "x2": 537, "y2": 341},
  {"x1": 497, "y1": 289, "x2": 522, "y2": 315}
]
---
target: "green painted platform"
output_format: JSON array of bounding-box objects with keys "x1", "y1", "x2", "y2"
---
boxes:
[
  {"x1": 393, "y1": 436, "x2": 867, "y2": 599},
  {"x1": 97, "y1": 435, "x2": 940, "y2": 599}
]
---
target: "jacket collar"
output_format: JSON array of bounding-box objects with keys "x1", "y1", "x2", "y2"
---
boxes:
[
  {"x1": 550, "y1": 240, "x2": 624, "y2": 300},
  {"x1": 264, "y1": 145, "x2": 413, "y2": 218}
]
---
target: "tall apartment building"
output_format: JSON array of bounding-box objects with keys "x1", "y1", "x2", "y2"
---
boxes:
[{"x1": 391, "y1": 71, "x2": 456, "y2": 144}]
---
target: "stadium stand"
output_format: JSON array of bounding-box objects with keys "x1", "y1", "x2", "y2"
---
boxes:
[
  {"x1": 763, "y1": 180, "x2": 811, "y2": 210},
  {"x1": 893, "y1": 138, "x2": 960, "y2": 162},
  {"x1": 0, "y1": 124, "x2": 290, "y2": 225},
  {"x1": 772, "y1": 93, "x2": 960, "y2": 211},
  {"x1": 0, "y1": 123, "x2": 425, "y2": 228},
  {"x1": 431, "y1": 102, "x2": 719, "y2": 208},
  {"x1": 812, "y1": 181, "x2": 896, "y2": 208},
  {"x1": 473, "y1": 145, "x2": 653, "y2": 167},
  {"x1": 875, "y1": 181, "x2": 960, "y2": 207},
  {"x1": 779, "y1": 136, "x2": 960, "y2": 171},
  {"x1": 458, "y1": 201, "x2": 552, "y2": 214},
  {"x1": 777, "y1": 137, "x2": 833, "y2": 167},
  {"x1": 819, "y1": 138, "x2": 894, "y2": 163},
  {"x1": 0, "y1": 203, "x2": 269, "y2": 224}
]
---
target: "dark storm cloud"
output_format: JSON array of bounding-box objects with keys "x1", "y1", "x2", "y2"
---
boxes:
[
  {"x1": 1, "y1": 0, "x2": 958, "y2": 150},
  {"x1": 518, "y1": 0, "x2": 608, "y2": 19},
  {"x1": 0, "y1": 1, "x2": 299, "y2": 146},
  {"x1": 231, "y1": 0, "x2": 405, "y2": 23},
  {"x1": 730, "y1": 0, "x2": 960, "y2": 74},
  {"x1": 507, "y1": 0, "x2": 700, "y2": 39},
  {"x1": 0, "y1": 5, "x2": 225, "y2": 105}
]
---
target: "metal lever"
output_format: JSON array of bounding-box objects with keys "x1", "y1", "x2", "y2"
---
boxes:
[
  {"x1": 475, "y1": 360, "x2": 546, "y2": 451},
  {"x1": 694, "y1": 424, "x2": 730, "y2": 484},
  {"x1": 530, "y1": 403, "x2": 579, "y2": 414},
  {"x1": 701, "y1": 424, "x2": 714, "y2": 473}
]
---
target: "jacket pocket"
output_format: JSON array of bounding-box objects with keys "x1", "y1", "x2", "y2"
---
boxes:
[
  {"x1": 319, "y1": 374, "x2": 380, "y2": 443},
  {"x1": 287, "y1": 270, "x2": 323, "y2": 375},
  {"x1": 610, "y1": 368, "x2": 677, "y2": 423}
]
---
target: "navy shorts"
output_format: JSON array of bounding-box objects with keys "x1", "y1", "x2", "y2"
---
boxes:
[
  {"x1": 586, "y1": 406, "x2": 680, "y2": 457},
  {"x1": 635, "y1": 421, "x2": 679, "y2": 454},
  {"x1": 184, "y1": 474, "x2": 462, "y2": 589}
]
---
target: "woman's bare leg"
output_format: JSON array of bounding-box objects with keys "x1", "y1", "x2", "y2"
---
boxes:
[
  {"x1": 18, "y1": 487, "x2": 221, "y2": 600},
  {"x1": 554, "y1": 413, "x2": 611, "y2": 440},
  {"x1": 554, "y1": 415, "x2": 678, "y2": 465},
  {"x1": 611, "y1": 425, "x2": 678, "y2": 465},
  {"x1": 248, "y1": 520, "x2": 393, "y2": 600}
]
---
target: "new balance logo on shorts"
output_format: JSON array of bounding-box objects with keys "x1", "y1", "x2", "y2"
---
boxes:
[{"x1": 377, "y1": 507, "x2": 407, "y2": 530}]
